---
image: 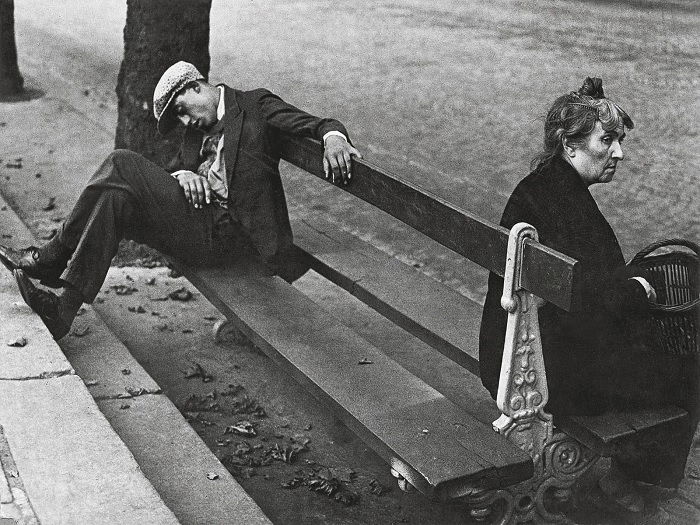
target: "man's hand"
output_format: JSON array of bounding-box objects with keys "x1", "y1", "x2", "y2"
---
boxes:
[
  {"x1": 172, "y1": 170, "x2": 211, "y2": 209},
  {"x1": 323, "y1": 135, "x2": 362, "y2": 186}
]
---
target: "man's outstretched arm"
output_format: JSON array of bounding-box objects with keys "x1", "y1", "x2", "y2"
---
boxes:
[{"x1": 256, "y1": 89, "x2": 362, "y2": 185}]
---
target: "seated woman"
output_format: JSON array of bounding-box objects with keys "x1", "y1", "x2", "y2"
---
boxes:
[{"x1": 479, "y1": 77, "x2": 695, "y2": 511}]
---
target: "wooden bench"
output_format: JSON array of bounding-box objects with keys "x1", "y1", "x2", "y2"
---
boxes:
[{"x1": 172, "y1": 134, "x2": 687, "y2": 523}]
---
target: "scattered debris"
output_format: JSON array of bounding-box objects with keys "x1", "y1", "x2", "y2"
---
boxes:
[
  {"x1": 154, "y1": 322, "x2": 173, "y2": 332},
  {"x1": 225, "y1": 420, "x2": 257, "y2": 437},
  {"x1": 150, "y1": 295, "x2": 169, "y2": 302},
  {"x1": 180, "y1": 392, "x2": 221, "y2": 413},
  {"x1": 111, "y1": 284, "x2": 138, "y2": 295},
  {"x1": 75, "y1": 307, "x2": 87, "y2": 317},
  {"x1": 220, "y1": 384, "x2": 245, "y2": 397},
  {"x1": 203, "y1": 315, "x2": 218, "y2": 321},
  {"x1": 40, "y1": 228, "x2": 57, "y2": 240},
  {"x1": 35, "y1": 172, "x2": 41, "y2": 178},
  {"x1": 369, "y1": 478, "x2": 391, "y2": 496},
  {"x1": 231, "y1": 395, "x2": 267, "y2": 418},
  {"x1": 70, "y1": 325, "x2": 91, "y2": 337},
  {"x1": 282, "y1": 464, "x2": 359, "y2": 506},
  {"x1": 125, "y1": 274, "x2": 134, "y2": 282},
  {"x1": 5, "y1": 160, "x2": 22, "y2": 169},
  {"x1": 121, "y1": 368, "x2": 131, "y2": 376},
  {"x1": 94, "y1": 297, "x2": 105, "y2": 304},
  {"x1": 182, "y1": 328, "x2": 193, "y2": 334},
  {"x1": 168, "y1": 268, "x2": 181, "y2": 278},
  {"x1": 304, "y1": 423, "x2": 313, "y2": 431},
  {"x1": 183, "y1": 362, "x2": 213, "y2": 382},
  {"x1": 145, "y1": 277, "x2": 156, "y2": 285},
  {"x1": 6, "y1": 337, "x2": 27, "y2": 347},
  {"x1": 42, "y1": 197, "x2": 56, "y2": 211},
  {"x1": 125, "y1": 386, "x2": 149, "y2": 397},
  {"x1": 127, "y1": 305, "x2": 147, "y2": 314},
  {"x1": 120, "y1": 403, "x2": 131, "y2": 410},
  {"x1": 358, "y1": 358, "x2": 373, "y2": 365},
  {"x1": 84, "y1": 380, "x2": 99, "y2": 387},
  {"x1": 2, "y1": 234, "x2": 12, "y2": 239},
  {"x1": 422, "y1": 428, "x2": 429, "y2": 434},
  {"x1": 206, "y1": 472, "x2": 220, "y2": 480},
  {"x1": 169, "y1": 287, "x2": 193, "y2": 301}
]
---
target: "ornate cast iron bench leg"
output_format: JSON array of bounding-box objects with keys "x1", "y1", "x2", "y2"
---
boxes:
[{"x1": 466, "y1": 223, "x2": 598, "y2": 524}]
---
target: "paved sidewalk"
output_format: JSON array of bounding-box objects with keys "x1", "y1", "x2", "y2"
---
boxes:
[{"x1": 0, "y1": 196, "x2": 180, "y2": 525}]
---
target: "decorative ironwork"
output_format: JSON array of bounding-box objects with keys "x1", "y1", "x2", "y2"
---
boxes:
[
  {"x1": 466, "y1": 433, "x2": 598, "y2": 524},
  {"x1": 463, "y1": 224, "x2": 599, "y2": 523}
]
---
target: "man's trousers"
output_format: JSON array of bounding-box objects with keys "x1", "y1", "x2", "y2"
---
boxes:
[{"x1": 45, "y1": 149, "x2": 253, "y2": 303}]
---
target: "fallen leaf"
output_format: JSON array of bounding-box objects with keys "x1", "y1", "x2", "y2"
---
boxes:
[
  {"x1": 126, "y1": 387, "x2": 148, "y2": 397},
  {"x1": 183, "y1": 362, "x2": 213, "y2": 382},
  {"x1": 169, "y1": 287, "x2": 193, "y2": 301},
  {"x1": 42, "y1": 197, "x2": 56, "y2": 211},
  {"x1": 70, "y1": 325, "x2": 91, "y2": 337},
  {"x1": 40, "y1": 229, "x2": 57, "y2": 240},
  {"x1": 369, "y1": 478, "x2": 391, "y2": 496},
  {"x1": 111, "y1": 284, "x2": 138, "y2": 295},
  {"x1": 127, "y1": 305, "x2": 147, "y2": 314},
  {"x1": 84, "y1": 380, "x2": 99, "y2": 387},
  {"x1": 225, "y1": 420, "x2": 257, "y2": 437},
  {"x1": 145, "y1": 277, "x2": 156, "y2": 285},
  {"x1": 120, "y1": 403, "x2": 131, "y2": 410},
  {"x1": 206, "y1": 472, "x2": 220, "y2": 480},
  {"x1": 358, "y1": 358, "x2": 373, "y2": 365},
  {"x1": 121, "y1": 368, "x2": 131, "y2": 376},
  {"x1": 6, "y1": 337, "x2": 27, "y2": 347}
]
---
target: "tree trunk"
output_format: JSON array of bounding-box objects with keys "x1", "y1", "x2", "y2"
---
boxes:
[
  {"x1": 0, "y1": 0, "x2": 24, "y2": 96},
  {"x1": 115, "y1": 0, "x2": 212, "y2": 165}
]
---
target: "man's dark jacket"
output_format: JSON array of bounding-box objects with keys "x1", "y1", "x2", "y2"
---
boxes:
[
  {"x1": 167, "y1": 85, "x2": 348, "y2": 269},
  {"x1": 479, "y1": 156, "x2": 663, "y2": 416}
]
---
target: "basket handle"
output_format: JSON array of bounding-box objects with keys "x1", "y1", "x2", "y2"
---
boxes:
[{"x1": 629, "y1": 238, "x2": 700, "y2": 266}]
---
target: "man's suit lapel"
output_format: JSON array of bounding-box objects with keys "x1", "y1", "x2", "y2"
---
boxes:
[{"x1": 221, "y1": 85, "x2": 245, "y2": 185}]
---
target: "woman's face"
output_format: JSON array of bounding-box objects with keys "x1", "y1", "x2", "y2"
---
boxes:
[{"x1": 567, "y1": 121, "x2": 626, "y2": 186}]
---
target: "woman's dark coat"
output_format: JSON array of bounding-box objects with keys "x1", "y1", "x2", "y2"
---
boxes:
[{"x1": 479, "y1": 156, "x2": 664, "y2": 416}]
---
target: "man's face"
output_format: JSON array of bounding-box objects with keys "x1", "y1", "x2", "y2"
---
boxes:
[
  {"x1": 570, "y1": 121, "x2": 626, "y2": 186},
  {"x1": 171, "y1": 83, "x2": 218, "y2": 133}
]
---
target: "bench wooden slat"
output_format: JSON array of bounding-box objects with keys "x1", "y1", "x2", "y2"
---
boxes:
[
  {"x1": 290, "y1": 219, "x2": 690, "y2": 458},
  {"x1": 174, "y1": 259, "x2": 533, "y2": 499},
  {"x1": 557, "y1": 407, "x2": 688, "y2": 455},
  {"x1": 279, "y1": 135, "x2": 581, "y2": 312},
  {"x1": 292, "y1": 217, "x2": 482, "y2": 375}
]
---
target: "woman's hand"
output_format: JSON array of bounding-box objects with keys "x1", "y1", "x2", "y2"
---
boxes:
[
  {"x1": 323, "y1": 136, "x2": 363, "y2": 186},
  {"x1": 172, "y1": 170, "x2": 211, "y2": 209}
]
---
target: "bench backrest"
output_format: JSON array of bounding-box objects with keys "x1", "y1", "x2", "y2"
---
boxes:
[{"x1": 279, "y1": 135, "x2": 581, "y2": 312}]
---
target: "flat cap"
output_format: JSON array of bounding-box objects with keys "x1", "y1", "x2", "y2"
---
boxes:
[{"x1": 153, "y1": 61, "x2": 204, "y2": 134}]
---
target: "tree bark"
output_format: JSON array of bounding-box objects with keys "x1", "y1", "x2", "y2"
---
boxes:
[
  {"x1": 0, "y1": 0, "x2": 24, "y2": 96},
  {"x1": 115, "y1": 0, "x2": 212, "y2": 165}
]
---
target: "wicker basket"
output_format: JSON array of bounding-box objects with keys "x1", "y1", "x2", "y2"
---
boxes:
[{"x1": 628, "y1": 239, "x2": 699, "y2": 356}]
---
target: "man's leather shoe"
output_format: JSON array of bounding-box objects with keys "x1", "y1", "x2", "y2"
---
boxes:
[
  {"x1": 14, "y1": 270, "x2": 71, "y2": 340},
  {"x1": 0, "y1": 245, "x2": 63, "y2": 288}
]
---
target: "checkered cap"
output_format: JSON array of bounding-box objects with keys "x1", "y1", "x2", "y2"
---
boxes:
[{"x1": 153, "y1": 61, "x2": 204, "y2": 134}]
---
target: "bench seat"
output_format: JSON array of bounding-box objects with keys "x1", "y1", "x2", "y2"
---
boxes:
[
  {"x1": 290, "y1": 216, "x2": 689, "y2": 457},
  {"x1": 292, "y1": 217, "x2": 483, "y2": 375},
  {"x1": 558, "y1": 407, "x2": 688, "y2": 456},
  {"x1": 172, "y1": 257, "x2": 533, "y2": 501}
]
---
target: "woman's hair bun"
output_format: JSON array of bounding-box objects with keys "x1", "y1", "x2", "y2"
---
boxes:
[{"x1": 578, "y1": 77, "x2": 605, "y2": 99}]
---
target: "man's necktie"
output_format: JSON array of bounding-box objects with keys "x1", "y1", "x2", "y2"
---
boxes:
[{"x1": 197, "y1": 132, "x2": 222, "y2": 178}]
